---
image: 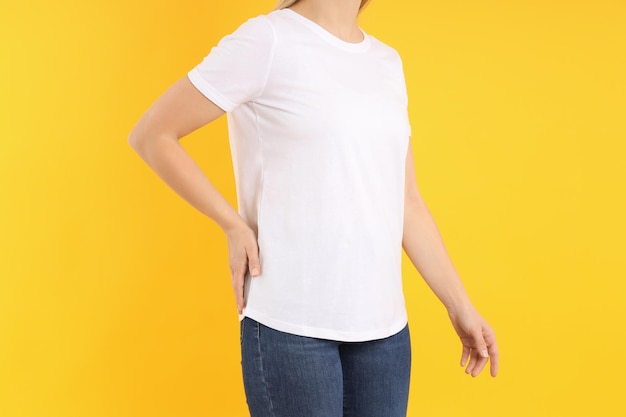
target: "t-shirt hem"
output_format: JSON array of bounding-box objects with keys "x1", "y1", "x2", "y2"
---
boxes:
[
  {"x1": 187, "y1": 68, "x2": 236, "y2": 112},
  {"x1": 241, "y1": 308, "x2": 408, "y2": 342}
]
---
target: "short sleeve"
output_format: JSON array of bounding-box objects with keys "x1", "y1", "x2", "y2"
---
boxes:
[
  {"x1": 395, "y1": 52, "x2": 412, "y2": 138},
  {"x1": 187, "y1": 15, "x2": 276, "y2": 112}
]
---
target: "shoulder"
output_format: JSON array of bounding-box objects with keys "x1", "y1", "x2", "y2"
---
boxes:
[
  {"x1": 224, "y1": 13, "x2": 275, "y2": 40},
  {"x1": 367, "y1": 34, "x2": 404, "y2": 63}
]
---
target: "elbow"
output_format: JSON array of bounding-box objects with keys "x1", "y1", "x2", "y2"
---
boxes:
[
  {"x1": 127, "y1": 127, "x2": 155, "y2": 154},
  {"x1": 127, "y1": 128, "x2": 178, "y2": 156},
  {"x1": 127, "y1": 127, "x2": 143, "y2": 150}
]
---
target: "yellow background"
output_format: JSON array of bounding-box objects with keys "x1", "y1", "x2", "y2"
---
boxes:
[{"x1": 1, "y1": 0, "x2": 624, "y2": 416}]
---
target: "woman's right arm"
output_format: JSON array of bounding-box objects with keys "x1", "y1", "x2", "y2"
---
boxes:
[{"x1": 128, "y1": 75, "x2": 261, "y2": 314}]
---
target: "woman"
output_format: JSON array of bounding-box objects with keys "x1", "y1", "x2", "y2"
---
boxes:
[{"x1": 128, "y1": 0, "x2": 499, "y2": 416}]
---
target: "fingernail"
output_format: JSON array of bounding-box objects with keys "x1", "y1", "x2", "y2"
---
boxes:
[
  {"x1": 251, "y1": 268, "x2": 259, "y2": 275},
  {"x1": 481, "y1": 349, "x2": 489, "y2": 358}
]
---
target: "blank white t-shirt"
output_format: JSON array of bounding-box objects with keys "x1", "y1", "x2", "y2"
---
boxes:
[{"x1": 188, "y1": 8, "x2": 412, "y2": 342}]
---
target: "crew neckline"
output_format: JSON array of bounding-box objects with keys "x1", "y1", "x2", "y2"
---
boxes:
[{"x1": 278, "y1": 8, "x2": 371, "y2": 53}]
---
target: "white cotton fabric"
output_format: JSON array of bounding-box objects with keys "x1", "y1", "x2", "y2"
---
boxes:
[{"x1": 187, "y1": 8, "x2": 412, "y2": 342}]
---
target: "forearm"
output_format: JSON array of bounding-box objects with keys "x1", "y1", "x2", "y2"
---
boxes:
[
  {"x1": 130, "y1": 135, "x2": 246, "y2": 233},
  {"x1": 402, "y1": 198, "x2": 473, "y2": 314}
]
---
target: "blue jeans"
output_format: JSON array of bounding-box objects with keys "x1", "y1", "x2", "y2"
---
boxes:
[{"x1": 240, "y1": 317, "x2": 411, "y2": 417}]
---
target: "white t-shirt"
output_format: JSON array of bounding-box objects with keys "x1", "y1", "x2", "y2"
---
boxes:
[{"x1": 188, "y1": 8, "x2": 412, "y2": 342}]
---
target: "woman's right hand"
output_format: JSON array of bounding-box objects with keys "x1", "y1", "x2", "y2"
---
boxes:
[
  {"x1": 225, "y1": 223, "x2": 261, "y2": 314},
  {"x1": 127, "y1": 75, "x2": 262, "y2": 314}
]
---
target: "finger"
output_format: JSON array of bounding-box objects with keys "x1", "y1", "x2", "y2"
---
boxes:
[
  {"x1": 465, "y1": 349, "x2": 478, "y2": 375},
  {"x1": 232, "y1": 265, "x2": 245, "y2": 314},
  {"x1": 470, "y1": 354, "x2": 489, "y2": 377},
  {"x1": 488, "y1": 344, "x2": 500, "y2": 377},
  {"x1": 242, "y1": 270, "x2": 249, "y2": 310},
  {"x1": 465, "y1": 327, "x2": 488, "y2": 376},
  {"x1": 471, "y1": 327, "x2": 489, "y2": 360},
  {"x1": 460, "y1": 345, "x2": 470, "y2": 367},
  {"x1": 246, "y1": 240, "x2": 261, "y2": 277}
]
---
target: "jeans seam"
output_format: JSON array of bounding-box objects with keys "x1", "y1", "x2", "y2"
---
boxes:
[{"x1": 256, "y1": 321, "x2": 277, "y2": 416}]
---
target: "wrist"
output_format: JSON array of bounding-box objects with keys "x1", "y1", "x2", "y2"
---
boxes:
[
  {"x1": 220, "y1": 213, "x2": 249, "y2": 236},
  {"x1": 445, "y1": 297, "x2": 475, "y2": 318}
]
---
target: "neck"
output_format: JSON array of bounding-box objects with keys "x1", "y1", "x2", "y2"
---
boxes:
[{"x1": 288, "y1": 0, "x2": 363, "y2": 43}]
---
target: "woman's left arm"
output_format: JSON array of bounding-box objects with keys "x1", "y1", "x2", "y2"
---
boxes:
[{"x1": 402, "y1": 139, "x2": 499, "y2": 377}]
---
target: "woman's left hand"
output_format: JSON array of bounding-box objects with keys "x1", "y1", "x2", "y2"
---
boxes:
[{"x1": 447, "y1": 306, "x2": 499, "y2": 377}]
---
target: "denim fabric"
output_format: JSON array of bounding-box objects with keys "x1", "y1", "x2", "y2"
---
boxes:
[{"x1": 240, "y1": 317, "x2": 411, "y2": 417}]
